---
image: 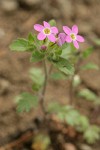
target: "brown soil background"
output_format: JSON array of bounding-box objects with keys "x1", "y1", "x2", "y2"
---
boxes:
[{"x1": 0, "y1": 0, "x2": 100, "y2": 149}]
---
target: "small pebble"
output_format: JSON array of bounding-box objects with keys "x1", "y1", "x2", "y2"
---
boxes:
[
  {"x1": 79, "y1": 144, "x2": 93, "y2": 150},
  {"x1": 1, "y1": 0, "x2": 19, "y2": 12},
  {"x1": 64, "y1": 143, "x2": 76, "y2": 150}
]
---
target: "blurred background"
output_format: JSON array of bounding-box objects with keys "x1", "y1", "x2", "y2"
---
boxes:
[{"x1": 0, "y1": 0, "x2": 100, "y2": 149}]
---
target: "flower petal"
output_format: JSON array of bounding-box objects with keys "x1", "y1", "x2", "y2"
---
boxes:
[
  {"x1": 43, "y1": 21, "x2": 50, "y2": 27},
  {"x1": 58, "y1": 33, "x2": 66, "y2": 45},
  {"x1": 63, "y1": 26, "x2": 71, "y2": 35},
  {"x1": 51, "y1": 27, "x2": 58, "y2": 34},
  {"x1": 66, "y1": 35, "x2": 72, "y2": 43},
  {"x1": 77, "y1": 35, "x2": 84, "y2": 42},
  {"x1": 73, "y1": 41, "x2": 79, "y2": 49},
  {"x1": 37, "y1": 32, "x2": 46, "y2": 40},
  {"x1": 47, "y1": 34, "x2": 56, "y2": 42},
  {"x1": 34, "y1": 24, "x2": 44, "y2": 32},
  {"x1": 57, "y1": 38, "x2": 62, "y2": 46},
  {"x1": 72, "y1": 25, "x2": 78, "y2": 34}
]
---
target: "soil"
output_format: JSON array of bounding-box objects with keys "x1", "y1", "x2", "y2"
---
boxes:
[{"x1": 0, "y1": 0, "x2": 100, "y2": 149}]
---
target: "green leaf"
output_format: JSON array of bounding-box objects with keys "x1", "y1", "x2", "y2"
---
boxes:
[
  {"x1": 49, "y1": 19, "x2": 56, "y2": 26},
  {"x1": 82, "y1": 47, "x2": 93, "y2": 58},
  {"x1": 32, "y1": 84, "x2": 41, "y2": 91},
  {"x1": 47, "y1": 102, "x2": 90, "y2": 133},
  {"x1": 61, "y1": 43, "x2": 77, "y2": 60},
  {"x1": 65, "y1": 109, "x2": 81, "y2": 126},
  {"x1": 50, "y1": 72, "x2": 66, "y2": 80},
  {"x1": 29, "y1": 68, "x2": 44, "y2": 90},
  {"x1": 93, "y1": 38, "x2": 100, "y2": 46},
  {"x1": 78, "y1": 89, "x2": 97, "y2": 101},
  {"x1": 30, "y1": 50, "x2": 45, "y2": 63},
  {"x1": 47, "y1": 102, "x2": 63, "y2": 113},
  {"x1": 77, "y1": 115, "x2": 89, "y2": 132},
  {"x1": 10, "y1": 38, "x2": 28, "y2": 51},
  {"x1": 60, "y1": 43, "x2": 71, "y2": 59},
  {"x1": 84, "y1": 125, "x2": 100, "y2": 144},
  {"x1": 54, "y1": 58, "x2": 75, "y2": 75},
  {"x1": 28, "y1": 32, "x2": 34, "y2": 43},
  {"x1": 81, "y1": 62, "x2": 99, "y2": 70},
  {"x1": 94, "y1": 98, "x2": 100, "y2": 105},
  {"x1": 29, "y1": 34, "x2": 43, "y2": 45},
  {"x1": 16, "y1": 92, "x2": 38, "y2": 112}
]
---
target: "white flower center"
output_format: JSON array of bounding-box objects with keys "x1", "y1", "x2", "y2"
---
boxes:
[
  {"x1": 70, "y1": 33, "x2": 76, "y2": 40},
  {"x1": 43, "y1": 28, "x2": 51, "y2": 35}
]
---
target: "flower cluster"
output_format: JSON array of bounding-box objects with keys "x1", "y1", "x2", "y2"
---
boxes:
[{"x1": 34, "y1": 21, "x2": 84, "y2": 49}]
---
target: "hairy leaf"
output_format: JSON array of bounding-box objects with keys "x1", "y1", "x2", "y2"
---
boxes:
[
  {"x1": 82, "y1": 47, "x2": 93, "y2": 58},
  {"x1": 81, "y1": 62, "x2": 99, "y2": 70},
  {"x1": 10, "y1": 38, "x2": 28, "y2": 51},
  {"x1": 49, "y1": 19, "x2": 56, "y2": 26},
  {"x1": 16, "y1": 92, "x2": 38, "y2": 112},
  {"x1": 84, "y1": 125, "x2": 100, "y2": 144},
  {"x1": 50, "y1": 72, "x2": 66, "y2": 80},
  {"x1": 30, "y1": 50, "x2": 45, "y2": 63},
  {"x1": 93, "y1": 38, "x2": 100, "y2": 46},
  {"x1": 78, "y1": 89, "x2": 97, "y2": 101},
  {"x1": 54, "y1": 58, "x2": 75, "y2": 75},
  {"x1": 28, "y1": 32, "x2": 34, "y2": 43}
]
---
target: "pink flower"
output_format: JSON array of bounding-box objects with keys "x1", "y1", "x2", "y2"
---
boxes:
[
  {"x1": 63, "y1": 25, "x2": 84, "y2": 49},
  {"x1": 34, "y1": 21, "x2": 58, "y2": 43},
  {"x1": 57, "y1": 33, "x2": 66, "y2": 46}
]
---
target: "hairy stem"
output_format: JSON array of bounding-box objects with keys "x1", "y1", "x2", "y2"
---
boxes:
[
  {"x1": 40, "y1": 60, "x2": 52, "y2": 115},
  {"x1": 69, "y1": 75, "x2": 75, "y2": 105},
  {"x1": 69, "y1": 52, "x2": 82, "y2": 106}
]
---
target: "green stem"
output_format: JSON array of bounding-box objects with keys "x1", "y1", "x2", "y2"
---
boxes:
[
  {"x1": 69, "y1": 52, "x2": 82, "y2": 106},
  {"x1": 69, "y1": 75, "x2": 75, "y2": 105},
  {"x1": 40, "y1": 60, "x2": 53, "y2": 115}
]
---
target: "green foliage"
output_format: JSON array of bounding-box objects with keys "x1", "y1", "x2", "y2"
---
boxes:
[
  {"x1": 93, "y1": 38, "x2": 100, "y2": 46},
  {"x1": 47, "y1": 102, "x2": 65, "y2": 113},
  {"x1": 47, "y1": 102, "x2": 100, "y2": 143},
  {"x1": 53, "y1": 57, "x2": 75, "y2": 75},
  {"x1": 60, "y1": 43, "x2": 77, "y2": 61},
  {"x1": 28, "y1": 32, "x2": 35, "y2": 43},
  {"x1": 30, "y1": 50, "x2": 45, "y2": 63},
  {"x1": 82, "y1": 47, "x2": 93, "y2": 58},
  {"x1": 47, "y1": 102, "x2": 89, "y2": 132},
  {"x1": 84, "y1": 125, "x2": 100, "y2": 144},
  {"x1": 77, "y1": 115, "x2": 90, "y2": 132},
  {"x1": 10, "y1": 19, "x2": 100, "y2": 145},
  {"x1": 78, "y1": 88, "x2": 100, "y2": 106},
  {"x1": 60, "y1": 43, "x2": 71, "y2": 59},
  {"x1": 9, "y1": 34, "x2": 37, "y2": 52},
  {"x1": 29, "y1": 68, "x2": 44, "y2": 91},
  {"x1": 81, "y1": 62, "x2": 99, "y2": 70},
  {"x1": 49, "y1": 19, "x2": 56, "y2": 26},
  {"x1": 78, "y1": 88, "x2": 97, "y2": 101},
  {"x1": 16, "y1": 92, "x2": 38, "y2": 112},
  {"x1": 65, "y1": 110, "x2": 89, "y2": 132},
  {"x1": 10, "y1": 39, "x2": 29, "y2": 51},
  {"x1": 9, "y1": 33, "x2": 44, "y2": 52},
  {"x1": 50, "y1": 72, "x2": 66, "y2": 80}
]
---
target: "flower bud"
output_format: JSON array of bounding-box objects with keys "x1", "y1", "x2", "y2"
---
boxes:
[{"x1": 41, "y1": 45, "x2": 47, "y2": 50}]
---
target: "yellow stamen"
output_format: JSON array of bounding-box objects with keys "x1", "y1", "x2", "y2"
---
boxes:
[
  {"x1": 43, "y1": 28, "x2": 51, "y2": 35},
  {"x1": 70, "y1": 33, "x2": 76, "y2": 40}
]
